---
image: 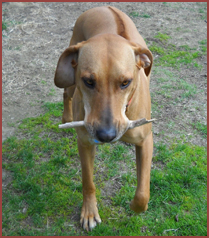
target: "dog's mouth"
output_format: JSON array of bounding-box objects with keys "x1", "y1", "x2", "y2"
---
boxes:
[{"x1": 59, "y1": 118, "x2": 156, "y2": 143}]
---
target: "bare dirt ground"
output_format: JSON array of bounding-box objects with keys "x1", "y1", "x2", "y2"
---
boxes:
[{"x1": 2, "y1": 2, "x2": 207, "y2": 144}]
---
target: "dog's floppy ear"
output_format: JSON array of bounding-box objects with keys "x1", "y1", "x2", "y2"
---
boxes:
[
  {"x1": 132, "y1": 45, "x2": 153, "y2": 77},
  {"x1": 54, "y1": 42, "x2": 84, "y2": 88}
]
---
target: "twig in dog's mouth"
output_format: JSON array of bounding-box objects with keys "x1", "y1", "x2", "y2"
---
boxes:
[
  {"x1": 59, "y1": 121, "x2": 85, "y2": 129},
  {"x1": 58, "y1": 118, "x2": 156, "y2": 129},
  {"x1": 128, "y1": 118, "x2": 156, "y2": 129}
]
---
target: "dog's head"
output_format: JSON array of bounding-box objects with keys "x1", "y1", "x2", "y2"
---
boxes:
[{"x1": 54, "y1": 34, "x2": 153, "y2": 143}]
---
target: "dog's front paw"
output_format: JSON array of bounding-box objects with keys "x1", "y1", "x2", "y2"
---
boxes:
[
  {"x1": 80, "y1": 198, "x2": 101, "y2": 231},
  {"x1": 130, "y1": 195, "x2": 149, "y2": 213}
]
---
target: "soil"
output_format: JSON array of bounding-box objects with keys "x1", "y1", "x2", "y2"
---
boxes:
[{"x1": 2, "y1": 2, "x2": 207, "y2": 144}]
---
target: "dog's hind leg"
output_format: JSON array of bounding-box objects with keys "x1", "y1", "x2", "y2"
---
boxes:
[{"x1": 62, "y1": 86, "x2": 76, "y2": 123}]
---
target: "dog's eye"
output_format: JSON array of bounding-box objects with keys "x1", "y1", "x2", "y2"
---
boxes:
[
  {"x1": 83, "y1": 78, "x2": 95, "y2": 89},
  {"x1": 121, "y1": 80, "x2": 132, "y2": 89}
]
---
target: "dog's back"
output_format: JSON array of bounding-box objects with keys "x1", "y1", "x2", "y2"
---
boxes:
[{"x1": 70, "y1": 6, "x2": 147, "y2": 49}]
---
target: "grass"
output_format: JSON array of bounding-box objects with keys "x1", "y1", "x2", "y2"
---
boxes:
[
  {"x1": 192, "y1": 122, "x2": 207, "y2": 139},
  {"x1": 41, "y1": 80, "x2": 47, "y2": 85},
  {"x1": 2, "y1": 21, "x2": 8, "y2": 31},
  {"x1": 2, "y1": 19, "x2": 22, "y2": 31},
  {"x1": 149, "y1": 44, "x2": 202, "y2": 69},
  {"x1": 198, "y1": 3, "x2": 207, "y2": 20},
  {"x1": 199, "y1": 39, "x2": 207, "y2": 53},
  {"x1": 2, "y1": 19, "x2": 22, "y2": 37},
  {"x1": 148, "y1": 33, "x2": 205, "y2": 69},
  {"x1": 151, "y1": 67, "x2": 199, "y2": 103},
  {"x1": 2, "y1": 102, "x2": 207, "y2": 236},
  {"x1": 48, "y1": 88, "x2": 56, "y2": 96},
  {"x1": 154, "y1": 32, "x2": 171, "y2": 42},
  {"x1": 2, "y1": 20, "x2": 10, "y2": 37},
  {"x1": 129, "y1": 11, "x2": 139, "y2": 17},
  {"x1": 139, "y1": 13, "x2": 151, "y2": 18},
  {"x1": 129, "y1": 12, "x2": 151, "y2": 18}
]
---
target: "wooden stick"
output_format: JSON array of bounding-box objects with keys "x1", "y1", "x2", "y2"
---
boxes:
[
  {"x1": 128, "y1": 118, "x2": 157, "y2": 129},
  {"x1": 58, "y1": 118, "x2": 156, "y2": 129},
  {"x1": 58, "y1": 121, "x2": 85, "y2": 129}
]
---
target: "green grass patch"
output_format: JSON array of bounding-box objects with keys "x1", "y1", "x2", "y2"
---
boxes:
[
  {"x1": 150, "y1": 44, "x2": 202, "y2": 69},
  {"x1": 154, "y1": 32, "x2": 171, "y2": 42},
  {"x1": 192, "y1": 121, "x2": 207, "y2": 138},
  {"x1": 2, "y1": 19, "x2": 22, "y2": 37},
  {"x1": 199, "y1": 39, "x2": 207, "y2": 45},
  {"x1": 41, "y1": 80, "x2": 47, "y2": 85},
  {"x1": 139, "y1": 13, "x2": 151, "y2": 18},
  {"x1": 152, "y1": 67, "x2": 198, "y2": 103},
  {"x1": 2, "y1": 19, "x2": 22, "y2": 31},
  {"x1": 197, "y1": 3, "x2": 207, "y2": 20},
  {"x1": 148, "y1": 34, "x2": 204, "y2": 69},
  {"x1": 129, "y1": 11, "x2": 139, "y2": 17},
  {"x1": 198, "y1": 39, "x2": 207, "y2": 54},
  {"x1": 48, "y1": 88, "x2": 56, "y2": 96},
  {"x1": 2, "y1": 102, "x2": 207, "y2": 235},
  {"x1": 2, "y1": 20, "x2": 8, "y2": 31},
  {"x1": 129, "y1": 12, "x2": 151, "y2": 18}
]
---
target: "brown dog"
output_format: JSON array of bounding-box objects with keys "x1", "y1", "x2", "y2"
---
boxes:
[{"x1": 54, "y1": 6, "x2": 153, "y2": 231}]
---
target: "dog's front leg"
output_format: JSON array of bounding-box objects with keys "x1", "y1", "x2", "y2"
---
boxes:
[
  {"x1": 77, "y1": 138, "x2": 101, "y2": 231},
  {"x1": 130, "y1": 132, "x2": 153, "y2": 213}
]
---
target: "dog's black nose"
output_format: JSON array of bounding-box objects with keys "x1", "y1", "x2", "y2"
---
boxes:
[{"x1": 96, "y1": 127, "x2": 117, "y2": 143}]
